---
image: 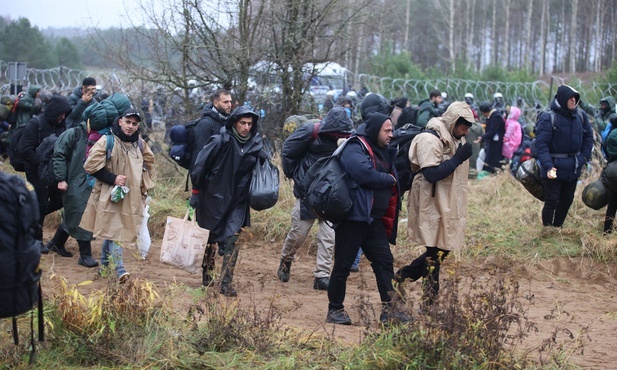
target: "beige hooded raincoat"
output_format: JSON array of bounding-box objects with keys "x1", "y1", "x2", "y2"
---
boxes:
[
  {"x1": 80, "y1": 134, "x2": 155, "y2": 243},
  {"x1": 407, "y1": 101, "x2": 474, "y2": 251}
]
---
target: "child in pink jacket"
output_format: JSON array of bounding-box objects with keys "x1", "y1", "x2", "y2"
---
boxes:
[{"x1": 503, "y1": 106, "x2": 523, "y2": 160}]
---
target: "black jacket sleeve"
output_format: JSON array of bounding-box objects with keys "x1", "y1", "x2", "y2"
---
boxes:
[
  {"x1": 91, "y1": 168, "x2": 117, "y2": 185},
  {"x1": 421, "y1": 156, "x2": 463, "y2": 183}
]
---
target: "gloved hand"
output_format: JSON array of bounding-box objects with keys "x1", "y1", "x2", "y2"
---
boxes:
[
  {"x1": 189, "y1": 191, "x2": 200, "y2": 209},
  {"x1": 453, "y1": 142, "x2": 473, "y2": 163}
]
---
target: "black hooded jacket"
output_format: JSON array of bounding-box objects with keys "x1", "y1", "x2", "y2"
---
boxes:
[
  {"x1": 535, "y1": 85, "x2": 593, "y2": 181},
  {"x1": 190, "y1": 103, "x2": 229, "y2": 170},
  {"x1": 18, "y1": 94, "x2": 71, "y2": 170},
  {"x1": 282, "y1": 107, "x2": 353, "y2": 193},
  {"x1": 191, "y1": 106, "x2": 263, "y2": 243}
]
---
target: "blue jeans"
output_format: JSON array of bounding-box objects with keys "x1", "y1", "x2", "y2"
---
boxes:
[
  {"x1": 101, "y1": 240, "x2": 127, "y2": 276},
  {"x1": 352, "y1": 249, "x2": 362, "y2": 268}
]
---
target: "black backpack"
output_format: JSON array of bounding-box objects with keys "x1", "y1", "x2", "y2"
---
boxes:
[
  {"x1": 389, "y1": 123, "x2": 439, "y2": 194},
  {"x1": 304, "y1": 136, "x2": 374, "y2": 224},
  {"x1": 8, "y1": 114, "x2": 44, "y2": 172},
  {"x1": 168, "y1": 119, "x2": 199, "y2": 170},
  {"x1": 36, "y1": 134, "x2": 59, "y2": 187},
  {"x1": 0, "y1": 171, "x2": 44, "y2": 362}
]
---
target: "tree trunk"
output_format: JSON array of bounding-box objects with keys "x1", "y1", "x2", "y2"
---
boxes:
[
  {"x1": 539, "y1": 0, "x2": 547, "y2": 75},
  {"x1": 569, "y1": 0, "x2": 578, "y2": 74},
  {"x1": 524, "y1": 0, "x2": 533, "y2": 71}
]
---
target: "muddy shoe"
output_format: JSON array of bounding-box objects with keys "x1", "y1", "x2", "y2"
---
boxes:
[
  {"x1": 380, "y1": 309, "x2": 413, "y2": 325},
  {"x1": 78, "y1": 255, "x2": 99, "y2": 268},
  {"x1": 220, "y1": 284, "x2": 237, "y2": 297},
  {"x1": 326, "y1": 309, "x2": 352, "y2": 325},
  {"x1": 118, "y1": 270, "x2": 131, "y2": 284},
  {"x1": 277, "y1": 259, "x2": 292, "y2": 282},
  {"x1": 49, "y1": 242, "x2": 73, "y2": 257},
  {"x1": 313, "y1": 277, "x2": 329, "y2": 290}
]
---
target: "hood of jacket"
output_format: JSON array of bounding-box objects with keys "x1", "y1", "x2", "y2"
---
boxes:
[
  {"x1": 600, "y1": 96, "x2": 616, "y2": 114},
  {"x1": 428, "y1": 101, "x2": 474, "y2": 134},
  {"x1": 507, "y1": 106, "x2": 521, "y2": 121},
  {"x1": 28, "y1": 85, "x2": 41, "y2": 99},
  {"x1": 201, "y1": 102, "x2": 229, "y2": 122},
  {"x1": 44, "y1": 94, "x2": 71, "y2": 124},
  {"x1": 225, "y1": 105, "x2": 259, "y2": 137},
  {"x1": 319, "y1": 107, "x2": 353, "y2": 134},
  {"x1": 552, "y1": 85, "x2": 580, "y2": 113}
]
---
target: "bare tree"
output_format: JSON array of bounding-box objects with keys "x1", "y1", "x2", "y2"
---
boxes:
[{"x1": 569, "y1": 0, "x2": 578, "y2": 74}]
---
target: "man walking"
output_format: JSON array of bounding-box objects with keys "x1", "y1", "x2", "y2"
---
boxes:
[
  {"x1": 278, "y1": 107, "x2": 353, "y2": 290},
  {"x1": 326, "y1": 112, "x2": 409, "y2": 325},
  {"x1": 396, "y1": 102, "x2": 475, "y2": 306}
]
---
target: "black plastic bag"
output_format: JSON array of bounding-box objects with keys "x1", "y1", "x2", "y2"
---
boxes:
[
  {"x1": 515, "y1": 158, "x2": 544, "y2": 201},
  {"x1": 250, "y1": 159, "x2": 279, "y2": 211}
]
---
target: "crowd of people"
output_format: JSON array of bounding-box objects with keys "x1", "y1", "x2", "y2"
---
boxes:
[{"x1": 2, "y1": 77, "x2": 615, "y2": 327}]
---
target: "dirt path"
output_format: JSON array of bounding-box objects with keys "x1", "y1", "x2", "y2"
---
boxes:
[{"x1": 40, "y1": 229, "x2": 617, "y2": 368}]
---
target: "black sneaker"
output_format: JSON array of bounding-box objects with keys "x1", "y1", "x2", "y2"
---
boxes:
[
  {"x1": 313, "y1": 277, "x2": 329, "y2": 290},
  {"x1": 379, "y1": 310, "x2": 413, "y2": 325},
  {"x1": 40, "y1": 242, "x2": 49, "y2": 254},
  {"x1": 326, "y1": 309, "x2": 352, "y2": 325},
  {"x1": 220, "y1": 284, "x2": 237, "y2": 297}
]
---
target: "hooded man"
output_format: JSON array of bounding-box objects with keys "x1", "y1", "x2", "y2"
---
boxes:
[
  {"x1": 535, "y1": 85, "x2": 593, "y2": 228},
  {"x1": 278, "y1": 107, "x2": 353, "y2": 290},
  {"x1": 396, "y1": 102, "x2": 474, "y2": 306},
  {"x1": 326, "y1": 112, "x2": 410, "y2": 326},
  {"x1": 190, "y1": 106, "x2": 264, "y2": 297},
  {"x1": 18, "y1": 93, "x2": 71, "y2": 243},
  {"x1": 66, "y1": 77, "x2": 97, "y2": 128}
]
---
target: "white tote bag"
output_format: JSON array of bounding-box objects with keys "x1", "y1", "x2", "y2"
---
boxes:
[{"x1": 160, "y1": 210, "x2": 209, "y2": 274}]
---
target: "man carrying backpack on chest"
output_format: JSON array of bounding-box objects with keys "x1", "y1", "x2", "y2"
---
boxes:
[
  {"x1": 535, "y1": 85, "x2": 593, "y2": 228},
  {"x1": 18, "y1": 94, "x2": 71, "y2": 244},
  {"x1": 278, "y1": 107, "x2": 353, "y2": 290}
]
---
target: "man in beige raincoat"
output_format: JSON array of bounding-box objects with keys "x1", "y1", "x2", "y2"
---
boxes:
[
  {"x1": 80, "y1": 108, "x2": 155, "y2": 282},
  {"x1": 395, "y1": 101, "x2": 474, "y2": 305}
]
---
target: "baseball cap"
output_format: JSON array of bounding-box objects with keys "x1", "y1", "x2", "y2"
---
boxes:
[{"x1": 122, "y1": 108, "x2": 141, "y2": 121}]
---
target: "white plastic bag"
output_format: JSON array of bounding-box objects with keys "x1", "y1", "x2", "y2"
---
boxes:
[{"x1": 136, "y1": 197, "x2": 152, "y2": 259}]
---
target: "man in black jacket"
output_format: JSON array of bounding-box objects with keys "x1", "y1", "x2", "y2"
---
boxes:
[
  {"x1": 190, "y1": 88, "x2": 232, "y2": 285},
  {"x1": 278, "y1": 107, "x2": 353, "y2": 290},
  {"x1": 191, "y1": 89, "x2": 232, "y2": 170},
  {"x1": 190, "y1": 106, "x2": 263, "y2": 296},
  {"x1": 18, "y1": 94, "x2": 71, "y2": 246}
]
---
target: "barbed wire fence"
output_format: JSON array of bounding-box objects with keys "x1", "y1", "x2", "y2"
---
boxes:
[{"x1": 3, "y1": 60, "x2": 617, "y2": 138}]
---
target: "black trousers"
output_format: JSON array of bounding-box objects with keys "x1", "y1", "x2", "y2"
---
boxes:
[
  {"x1": 25, "y1": 168, "x2": 63, "y2": 238},
  {"x1": 604, "y1": 195, "x2": 617, "y2": 233},
  {"x1": 541, "y1": 177, "x2": 577, "y2": 227},
  {"x1": 328, "y1": 219, "x2": 394, "y2": 311},
  {"x1": 397, "y1": 246, "x2": 450, "y2": 298}
]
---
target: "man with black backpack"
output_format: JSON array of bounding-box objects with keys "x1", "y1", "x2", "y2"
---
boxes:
[
  {"x1": 326, "y1": 112, "x2": 410, "y2": 326},
  {"x1": 17, "y1": 94, "x2": 71, "y2": 248},
  {"x1": 277, "y1": 107, "x2": 353, "y2": 290}
]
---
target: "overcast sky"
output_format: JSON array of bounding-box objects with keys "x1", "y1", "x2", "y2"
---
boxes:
[{"x1": 2, "y1": 0, "x2": 146, "y2": 29}]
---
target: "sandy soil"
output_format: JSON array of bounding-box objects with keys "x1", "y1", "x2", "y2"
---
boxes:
[{"x1": 40, "y1": 227, "x2": 617, "y2": 369}]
